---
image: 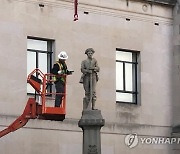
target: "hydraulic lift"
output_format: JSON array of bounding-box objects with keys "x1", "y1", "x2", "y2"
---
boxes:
[{"x1": 0, "y1": 68, "x2": 67, "y2": 138}]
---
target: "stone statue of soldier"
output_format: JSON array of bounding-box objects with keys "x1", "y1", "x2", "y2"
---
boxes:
[{"x1": 79, "y1": 48, "x2": 100, "y2": 110}]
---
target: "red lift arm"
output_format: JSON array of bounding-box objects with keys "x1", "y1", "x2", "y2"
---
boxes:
[
  {"x1": 0, "y1": 69, "x2": 67, "y2": 138},
  {"x1": 0, "y1": 98, "x2": 40, "y2": 138}
]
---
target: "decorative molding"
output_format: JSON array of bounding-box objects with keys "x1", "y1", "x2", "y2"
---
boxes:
[
  {"x1": 88, "y1": 145, "x2": 98, "y2": 154},
  {"x1": 9, "y1": 0, "x2": 173, "y2": 25}
]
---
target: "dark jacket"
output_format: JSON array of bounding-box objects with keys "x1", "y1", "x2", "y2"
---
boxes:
[{"x1": 51, "y1": 61, "x2": 68, "y2": 84}]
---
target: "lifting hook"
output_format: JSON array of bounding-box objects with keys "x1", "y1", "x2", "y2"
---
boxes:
[{"x1": 74, "y1": 0, "x2": 78, "y2": 21}]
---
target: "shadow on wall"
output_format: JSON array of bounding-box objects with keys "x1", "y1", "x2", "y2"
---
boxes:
[{"x1": 172, "y1": 0, "x2": 180, "y2": 138}]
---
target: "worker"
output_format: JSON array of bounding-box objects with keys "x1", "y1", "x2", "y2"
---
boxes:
[
  {"x1": 79, "y1": 48, "x2": 100, "y2": 110},
  {"x1": 51, "y1": 51, "x2": 73, "y2": 107}
]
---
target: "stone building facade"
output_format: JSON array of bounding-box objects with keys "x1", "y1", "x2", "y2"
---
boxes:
[{"x1": 0, "y1": 0, "x2": 179, "y2": 154}]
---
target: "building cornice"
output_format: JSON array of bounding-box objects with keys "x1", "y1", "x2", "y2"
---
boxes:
[{"x1": 142, "y1": 0, "x2": 177, "y2": 6}]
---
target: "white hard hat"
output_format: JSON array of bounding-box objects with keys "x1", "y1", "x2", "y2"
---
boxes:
[{"x1": 58, "y1": 51, "x2": 68, "y2": 60}]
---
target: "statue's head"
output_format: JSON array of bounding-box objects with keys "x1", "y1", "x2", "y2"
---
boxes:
[{"x1": 85, "y1": 48, "x2": 95, "y2": 55}]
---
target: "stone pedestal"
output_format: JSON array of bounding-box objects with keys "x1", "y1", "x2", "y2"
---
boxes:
[{"x1": 78, "y1": 110, "x2": 105, "y2": 154}]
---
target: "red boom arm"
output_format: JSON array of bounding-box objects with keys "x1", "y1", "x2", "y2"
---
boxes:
[{"x1": 0, "y1": 98, "x2": 41, "y2": 138}]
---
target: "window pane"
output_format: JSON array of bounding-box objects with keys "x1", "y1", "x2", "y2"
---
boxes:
[
  {"x1": 125, "y1": 63, "x2": 133, "y2": 91},
  {"x1": 116, "y1": 62, "x2": 123, "y2": 90},
  {"x1": 27, "y1": 51, "x2": 36, "y2": 74},
  {"x1": 38, "y1": 53, "x2": 47, "y2": 74},
  {"x1": 27, "y1": 51, "x2": 36, "y2": 93},
  {"x1": 116, "y1": 51, "x2": 132, "y2": 61},
  {"x1": 116, "y1": 92, "x2": 133, "y2": 102},
  {"x1": 27, "y1": 39, "x2": 47, "y2": 51}
]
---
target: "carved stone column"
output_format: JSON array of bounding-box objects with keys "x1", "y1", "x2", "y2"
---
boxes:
[{"x1": 78, "y1": 110, "x2": 105, "y2": 154}]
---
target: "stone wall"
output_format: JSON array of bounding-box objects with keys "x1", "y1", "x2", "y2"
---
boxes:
[{"x1": 0, "y1": 0, "x2": 177, "y2": 153}]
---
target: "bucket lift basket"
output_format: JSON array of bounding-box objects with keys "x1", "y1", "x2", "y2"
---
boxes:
[{"x1": 27, "y1": 68, "x2": 67, "y2": 121}]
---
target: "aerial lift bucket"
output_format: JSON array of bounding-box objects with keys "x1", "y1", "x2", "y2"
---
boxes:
[
  {"x1": 0, "y1": 69, "x2": 68, "y2": 138},
  {"x1": 27, "y1": 69, "x2": 67, "y2": 121}
]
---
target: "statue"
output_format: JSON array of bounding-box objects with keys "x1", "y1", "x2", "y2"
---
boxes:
[{"x1": 79, "y1": 48, "x2": 100, "y2": 110}]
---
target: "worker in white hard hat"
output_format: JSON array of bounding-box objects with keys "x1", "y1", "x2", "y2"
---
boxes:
[{"x1": 51, "y1": 51, "x2": 73, "y2": 107}]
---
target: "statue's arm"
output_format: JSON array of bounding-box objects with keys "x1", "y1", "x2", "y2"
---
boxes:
[
  {"x1": 81, "y1": 61, "x2": 88, "y2": 74},
  {"x1": 94, "y1": 59, "x2": 100, "y2": 72}
]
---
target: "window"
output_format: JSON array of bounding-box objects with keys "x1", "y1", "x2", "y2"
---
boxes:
[
  {"x1": 116, "y1": 48, "x2": 140, "y2": 104},
  {"x1": 27, "y1": 37, "x2": 54, "y2": 94}
]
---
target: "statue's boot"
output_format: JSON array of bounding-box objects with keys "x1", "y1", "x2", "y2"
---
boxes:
[{"x1": 92, "y1": 98, "x2": 96, "y2": 110}]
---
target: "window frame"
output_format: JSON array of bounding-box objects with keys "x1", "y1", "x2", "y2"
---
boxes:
[
  {"x1": 27, "y1": 36, "x2": 54, "y2": 95},
  {"x1": 116, "y1": 48, "x2": 140, "y2": 104}
]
